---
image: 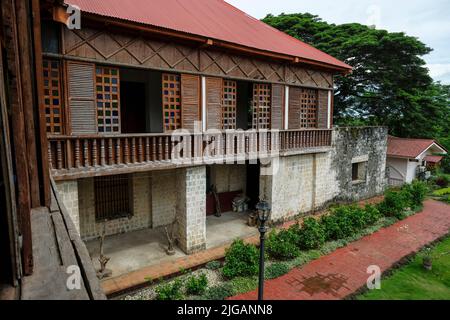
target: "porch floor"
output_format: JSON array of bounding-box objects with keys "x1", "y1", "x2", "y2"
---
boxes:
[{"x1": 85, "y1": 211, "x2": 257, "y2": 278}]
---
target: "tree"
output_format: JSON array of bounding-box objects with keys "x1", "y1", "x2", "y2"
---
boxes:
[{"x1": 262, "y1": 13, "x2": 446, "y2": 139}]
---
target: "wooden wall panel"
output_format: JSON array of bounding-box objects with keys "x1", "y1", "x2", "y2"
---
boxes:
[
  {"x1": 66, "y1": 61, "x2": 97, "y2": 134},
  {"x1": 181, "y1": 74, "x2": 200, "y2": 130},
  {"x1": 205, "y1": 77, "x2": 222, "y2": 130},
  {"x1": 271, "y1": 84, "x2": 284, "y2": 130},
  {"x1": 61, "y1": 26, "x2": 334, "y2": 88}
]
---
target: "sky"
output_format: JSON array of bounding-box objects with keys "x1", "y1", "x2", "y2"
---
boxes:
[{"x1": 226, "y1": 0, "x2": 450, "y2": 84}]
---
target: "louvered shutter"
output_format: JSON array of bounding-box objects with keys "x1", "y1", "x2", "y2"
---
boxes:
[
  {"x1": 317, "y1": 90, "x2": 329, "y2": 128},
  {"x1": 66, "y1": 61, "x2": 96, "y2": 134},
  {"x1": 205, "y1": 77, "x2": 222, "y2": 130},
  {"x1": 271, "y1": 84, "x2": 284, "y2": 130},
  {"x1": 181, "y1": 74, "x2": 200, "y2": 130},
  {"x1": 288, "y1": 86, "x2": 301, "y2": 129}
]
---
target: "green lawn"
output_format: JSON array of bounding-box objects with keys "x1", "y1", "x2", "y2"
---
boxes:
[{"x1": 358, "y1": 236, "x2": 450, "y2": 300}]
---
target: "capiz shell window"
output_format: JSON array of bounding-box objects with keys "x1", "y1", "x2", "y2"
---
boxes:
[{"x1": 96, "y1": 66, "x2": 121, "y2": 133}]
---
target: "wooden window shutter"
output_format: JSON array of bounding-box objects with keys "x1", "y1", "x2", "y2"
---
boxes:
[
  {"x1": 205, "y1": 77, "x2": 222, "y2": 130},
  {"x1": 317, "y1": 90, "x2": 329, "y2": 128},
  {"x1": 288, "y1": 87, "x2": 301, "y2": 129},
  {"x1": 43, "y1": 59, "x2": 64, "y2": 134},
  {"x1": 252, "y1": 84, "x2": 271, "y2": 129},
  {"x1": 66, "y1": 61, "x2": 96, "y2": 134},
  {"x1": 271, "y1": 84, "x2": 284, "y2": 130},
  {"x1": 181, "y1": 74, "x2": 200, "y2": 130},
  {"x1": 299, "y1": 88, "x2": 318, "y2": 128},
  {"x1": 95, "y1": 66, "x2": 121, "y2": 134},
  {"x1": 162, "y1": 73, "x2": 181, "y2": 131},
  {"x1": 222, "y1": 80, "x2": 237, "y2": 130}
]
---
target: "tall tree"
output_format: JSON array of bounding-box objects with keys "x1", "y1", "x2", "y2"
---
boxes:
[{"x1": 263, "y1": 13, "x2": 444, "y2": 138}]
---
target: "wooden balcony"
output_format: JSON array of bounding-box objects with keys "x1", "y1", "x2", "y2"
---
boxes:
[{"x1": 47, "y1": 129, "x2": 332, "y2": 180}]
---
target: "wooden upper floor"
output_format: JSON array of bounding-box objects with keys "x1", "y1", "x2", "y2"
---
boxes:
[{"x1": 40, "y1": 8, "x2": 339, "y2": 179}]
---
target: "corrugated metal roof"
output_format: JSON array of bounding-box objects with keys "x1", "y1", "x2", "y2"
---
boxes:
[
  {"x1": 424, "y1": 155, "x2": 444, "y2": 163},
  {"x1": 387, "y1": 136, "x2": 438, "y2": 159},
  {"x1": 65, "y1": 0, "x2": 351, "y2": 70}
]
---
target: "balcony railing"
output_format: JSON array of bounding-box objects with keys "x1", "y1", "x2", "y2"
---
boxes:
[{"x1": 47, "y1": 129, "x2": 332, "y2": 178}]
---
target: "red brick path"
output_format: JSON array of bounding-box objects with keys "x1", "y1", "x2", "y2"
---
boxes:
[{"x1": 230, "y1": 200, "x2": 450, "y2": 300}]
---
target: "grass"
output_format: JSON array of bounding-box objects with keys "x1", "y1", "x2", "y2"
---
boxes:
[{"x1": 358, "y1": 236, "x2": 450, "y2": 300}]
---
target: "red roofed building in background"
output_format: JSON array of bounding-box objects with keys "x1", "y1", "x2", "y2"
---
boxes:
[{"x1": 387, "y1": 136, "x2": 447, "y2": 186}]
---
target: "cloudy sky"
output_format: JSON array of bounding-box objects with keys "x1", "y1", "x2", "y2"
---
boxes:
[{"x1": 226, "y1": 0, "x2": 450, "y2": 84}]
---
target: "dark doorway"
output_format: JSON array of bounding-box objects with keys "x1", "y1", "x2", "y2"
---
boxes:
[
  {"x1": 121, "y1": 81, "x2": 147, "y2": 133},
  {"x1": 236, "y1": 81, "x2": 253, "y2": 130},
  {"x1": 246, "y1": 162, "x2": 260, "y2": 210}
]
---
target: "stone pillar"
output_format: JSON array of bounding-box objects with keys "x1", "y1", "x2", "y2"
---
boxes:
[
  {"x1": 176, "y1": 166, "x2": 206, "y2": 254},
  {"x1": 55, "y1": 180, "x2": 80, "y2": 234}
]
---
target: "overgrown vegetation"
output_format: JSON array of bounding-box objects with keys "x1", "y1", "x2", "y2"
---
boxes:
[
  {"x1": 155, "y1": 279, "x2": 184, "y2": 300},
  {"x1": 185, "y1": 273, "x2": 208, "y2": 296},
  {"x1": 222, "y1": 239, "x2": 259, "y2": 279}
]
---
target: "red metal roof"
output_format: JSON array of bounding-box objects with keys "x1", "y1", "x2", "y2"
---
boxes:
[
  {"x1": 387, "y1": 136, "x2": 439, "y2": 159},
  {"x1": 65, "y1": 0, "x2": 352, "y2": 71},
  {"x1": 424, "y1": 155, "x2": 444, "y2": 163}
]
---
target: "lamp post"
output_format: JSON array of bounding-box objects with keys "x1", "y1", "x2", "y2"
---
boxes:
[{"x1": 256, "y1": 199, "x2": 271, "y2": 301}]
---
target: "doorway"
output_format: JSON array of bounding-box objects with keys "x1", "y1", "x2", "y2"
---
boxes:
[
  {"x1": 246, "y1": 161, "x2": 260, "y2": 210},
  {"x1": 121, "y1": 81, "x2": 147, "y2": 133}
]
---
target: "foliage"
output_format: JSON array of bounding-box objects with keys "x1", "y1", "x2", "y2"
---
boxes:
[
  {"x1": 402, "y1": 180, "x2": 428, "y2": 207},
  {"x1": 435, "y1": 175, "x2": 449, "y2": 188},
  {"x1": 377, "y1": 189, "x2": 410, "y2": 219},
  {"x1": 155, "y1": 279, "x2": 184, "y2": 300},
  {"x1": 266, "y1": 228, "x2": 300, "y2": 260},
  {"x1": 205, "y1": 260, "x2": 221, "y2": 270},
  {"x1": 222, "y1": 240, "x2": 259, "y2": 279},
  {"x1": 262, "y1": 13, "x2": 450, "y2": 141},
  {"x1": 297, "y1": 218, "x2": 326, "y2": 250},
  {"x1": 185, "y1": 273, "x2": 208, "y2": 296},
  {"x1": 265, "y1": 262, "x2": 290, "y2": 280},
  {"x1": 229, "y1": 277, "x2": 258, "y2": 295},
  {"x1": 433, "y1": 188, "x2": 450, "y2": 196},
  {"x1": 202, "y1": 283, "x2": 235, "y2": 300}
]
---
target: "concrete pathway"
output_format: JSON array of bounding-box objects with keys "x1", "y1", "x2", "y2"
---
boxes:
[{"x1": 230, "y1": 200, "x2": 450, "y2": 300}]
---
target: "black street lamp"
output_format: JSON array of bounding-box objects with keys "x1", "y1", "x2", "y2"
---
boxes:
[{"x1": 256, "y1": 199, "x2": 271, "y2": 301}]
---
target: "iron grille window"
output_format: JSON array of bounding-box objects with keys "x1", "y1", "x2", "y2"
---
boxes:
[{"x1": 94, "y1": 175, "x2": 132, "y2": 222}]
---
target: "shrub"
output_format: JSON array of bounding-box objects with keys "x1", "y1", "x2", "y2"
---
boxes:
[
  {"x1": 265, "y1": 262, "x2": 290, "y2": 280},
  {"x1": 297, "y1": 218, "x2": 325, "y2": 250},
  {"x1": 185, "y1": 273, "x2": 208, "y2": 296},
  {"x1": 402, "y1": 180, "x2": 428, "y2": 207},
  {"x1": 202, "y1": 283, "x2": 234, "y2": 300},
  {"x1": 363, "y1": 204, "x2": 382, "y2": 225},
  {"x1": 332, "y1": 206, "x2": 357, "y2": 238},
  {"x1": 222, "y1": 239, "x2": 259, "y2": 279},
  {"x1": 266, "y1": 228, "x2": 300, "y2": 260},
  {"x1": 320, "y1": 214, "x2": 341, "y2": 241},
  {"x1": 377, "y1": 189, "x2": 409, "y2": 220},
  {"x1": 347, "y1": 205, "x2": 367, "y2": 230},
  {"x1": 155, "y1": 279, "x2": 184, "y2": 300},
  {"x1": 205, "y1": 260, "x2": 221, "y2": 270},
  {"x1": 435, "y1": 175, "x2": 449, "y2": 187}
]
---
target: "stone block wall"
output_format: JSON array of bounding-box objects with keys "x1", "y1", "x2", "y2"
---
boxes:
[
  {"x1": 55, "y1": 180, "x2": 80, "y2": 234},
  {"x1": 210, "y1": 164, "x2": 246, "y2": 193},
  {"x1": 77, "y1": 172, "x2": 152, "y2": 240},
  {"x1": 176, "y1": 166, "x2": 207, "y2": 254},
  {"x1": 151, "y1": 170, "x2": 177, "y2": 228}
]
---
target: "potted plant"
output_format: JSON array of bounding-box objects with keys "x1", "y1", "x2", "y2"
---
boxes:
[{"x1": 422, "y1": 247, "x2": 433, "y2": 271}]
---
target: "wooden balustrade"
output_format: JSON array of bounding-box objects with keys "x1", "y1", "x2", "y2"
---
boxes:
[{"x1": 47, "y1": 129, "x2": 332, "y2": 172}]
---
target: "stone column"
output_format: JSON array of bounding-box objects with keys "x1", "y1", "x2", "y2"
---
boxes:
[
  {"x1": 55, "y1": 180, "x2": 80, "y2": 234},
  {"x1": 176, "y1": 166, "x2": 206, "y2": 254}
]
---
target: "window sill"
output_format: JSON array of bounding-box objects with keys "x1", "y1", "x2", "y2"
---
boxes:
[{"x1": 352, "y1": 180, "x2": 366, "y2": 186}]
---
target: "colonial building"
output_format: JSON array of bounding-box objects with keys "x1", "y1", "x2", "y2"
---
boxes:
[{"x1": 40, "y1": 0, "x2": 388, "y2": 273}]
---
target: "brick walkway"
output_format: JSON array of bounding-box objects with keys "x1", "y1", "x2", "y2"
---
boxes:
[
  {"x1": 102, "y1": 196, "x2": 384, "y2": 296},
  {"x1": 230, "y1": 200, "x2": 450, "y2": 300}
]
